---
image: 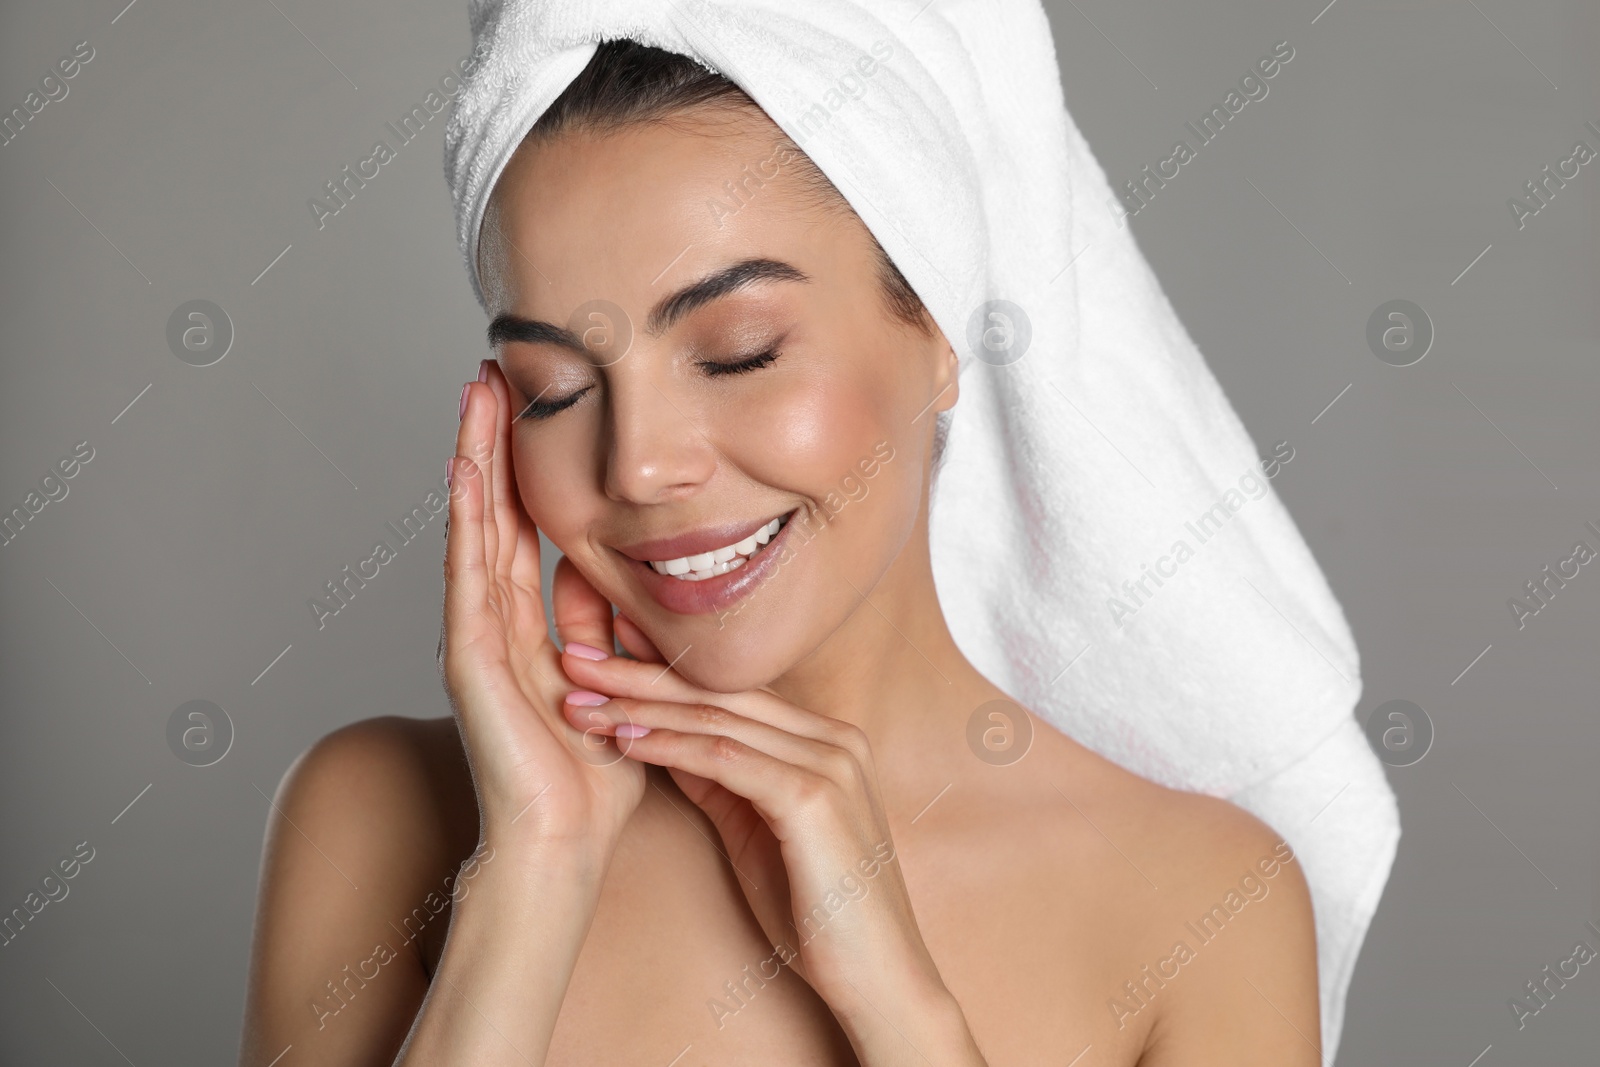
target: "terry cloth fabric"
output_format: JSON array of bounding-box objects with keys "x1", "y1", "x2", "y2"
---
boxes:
[{"x1": 443, "y1": 0, "x2": 1399, "y2": 1053}]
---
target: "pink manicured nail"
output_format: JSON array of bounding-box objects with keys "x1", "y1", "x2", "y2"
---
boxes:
[
  {"x1": 565, "y1": 690, "x2": 609, "y2": 707},
  {"x1": 564, "y1": 642, "x2": 609, "y2": 661},
  {"x1": 616, "y1": 723, "x2": 651, "y2": 739},
  {"x1": 445, "y1": 457, "x2": 453, "y2": 488},
  {"x1": 477, "y1": 360, "x2": 489, "y2": 383},
  {"x1": 459, "y1": 382, "x2": 471, "y2": 420}
]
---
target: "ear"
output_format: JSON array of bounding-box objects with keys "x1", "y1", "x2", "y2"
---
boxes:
[{"x1": 927, "y1": 333, "x2": 960, "y2": 416}]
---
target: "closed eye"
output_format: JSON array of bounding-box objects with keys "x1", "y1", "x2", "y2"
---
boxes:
[
  {"x1": 517, "y1": 385, "x2": 591, "y2": 421},
  {"x1": 516, "y1": 345, "x2": 781, "y2": 421},
  {"x1": 698, "y1": 347, "x2": 781, "y2": 377}
]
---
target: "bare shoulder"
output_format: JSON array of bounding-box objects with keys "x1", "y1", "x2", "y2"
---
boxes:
[
  {"x1": 906, "y1": 708, "x2": 1318, "y2": 1065},
  {"x1": 239, "y1": 716, "x2": 480, "y2": 1066},
  {"x1": 277, "y1": 714, "x2": 476, "y2": 844},
  {"x1": 1029, "y1": 725, "x2": 1320, "y2": 1064},
  {"x1": 1021, "y1": 718, "x2": 1302, "y2": 880},
  {"x1": 262, "y1": 713, "x2": 482, "y2": 955}
]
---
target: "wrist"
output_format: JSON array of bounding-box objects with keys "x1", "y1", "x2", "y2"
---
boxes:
[
  {"x1": 397, "y1": 833, "x2": 610, "y2": 1066},
  {"x1": 475, "y1": 817, "x2": 618, "y2": 880},
  {"x1": 433, "y1": 838, "x2": 609, "y2": 995},
  {"x1": 834, "y1": 978, "x2": 980, "y2": 1065},
  {"x1": 457, "y1": 832, "x2": 610, "y2": 910}
]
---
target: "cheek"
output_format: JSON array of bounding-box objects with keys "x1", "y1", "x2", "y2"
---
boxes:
[
  {"x1": 726, "y1": 370, "x2": 895, "y2": 493},
  {"x1": 511, "y1": 434, "x2": 597, "y2": 553}
]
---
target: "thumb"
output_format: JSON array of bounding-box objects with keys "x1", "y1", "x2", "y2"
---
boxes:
[{"x1": 615, "y1": 612, "x2": 666, "y2": 663}]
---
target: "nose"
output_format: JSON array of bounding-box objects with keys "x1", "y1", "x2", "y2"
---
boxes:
[{"x1": 602, "y1": 369, "x2": 719, "y2": 504}]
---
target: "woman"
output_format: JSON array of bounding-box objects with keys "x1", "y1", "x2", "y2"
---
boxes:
[{"x1": 239, "y1": 31, "x2": 1338, "y2": 1067}]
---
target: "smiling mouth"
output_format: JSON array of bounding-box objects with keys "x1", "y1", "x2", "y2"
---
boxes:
[{"x1": 646, "y1": 514, "x2": 791, "y2": 582}]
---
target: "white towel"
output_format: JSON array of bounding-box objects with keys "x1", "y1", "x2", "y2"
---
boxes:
[{"x1": 444, "y1": 0, "x2": 1399, "y2": 1055}]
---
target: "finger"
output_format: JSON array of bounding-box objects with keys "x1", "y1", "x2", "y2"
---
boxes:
[
  {"x1": 608, "y1": 726, "x2": 827, "y2": 829},
  {"x1": 457, "y1": 370, "x2": 500, "y2": 575},
  {"x1": 560, "y1": 654, "x2": 856, "y2": 749},
  {"x1": 481, "y1": 360, "x2": 522, "y2": 574},
  {"x1": 552, "y1": 555, "x2": 616, "y2": 657},
  {"x1": 507, "y1": 503, "x2": 543, "y2": 596},
  {"x1": 560, "y1": 696, "x2": 851, "y2": 782},
  {"x1": 660, "y1": 764, "x2": 798, "y2": 940},
  {"x1": 614, "y1": 613, "x2": 665, "y2": 663},
  {"x1": 440, "y1": 456, "x2": 491, "y2": 683},
  {"x1": 660, "y1": 765, "x2": 794, "y2": 905}
]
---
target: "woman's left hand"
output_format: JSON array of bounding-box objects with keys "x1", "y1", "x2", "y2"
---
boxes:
[{"x1": 558, "y1": 639, "x2": 987, "y2": 1065}]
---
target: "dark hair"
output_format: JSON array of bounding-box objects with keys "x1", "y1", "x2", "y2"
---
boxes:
[{"x1": 516, "y1": 38, "x2": 933, "y2": 337}]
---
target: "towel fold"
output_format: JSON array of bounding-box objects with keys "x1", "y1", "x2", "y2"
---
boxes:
[{"x1": 444, "y1": 0, "x2": 1399, "y2": 1054}]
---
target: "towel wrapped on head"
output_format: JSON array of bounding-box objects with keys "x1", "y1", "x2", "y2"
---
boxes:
[{"x1": 444, "y1": 0, "x2": 1399, "y2": 1053}]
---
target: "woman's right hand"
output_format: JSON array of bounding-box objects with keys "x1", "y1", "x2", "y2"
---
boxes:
[{"x1": 440, "y1": 359, "x2": 645, "y2": 864}]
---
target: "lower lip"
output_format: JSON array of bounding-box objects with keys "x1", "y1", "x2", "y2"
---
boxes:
[{"x1": 626, "y1": 511, "x2": 799, "y2": 616}]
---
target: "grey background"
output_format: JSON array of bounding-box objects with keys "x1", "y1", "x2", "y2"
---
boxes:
[{"x1": 1, "y1": 0, "x2": 1595, "y2": 1063}]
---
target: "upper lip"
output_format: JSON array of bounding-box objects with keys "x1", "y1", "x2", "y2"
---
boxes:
[{"x1": 613, "y1": 510, "x2": 791, "y2": 563}]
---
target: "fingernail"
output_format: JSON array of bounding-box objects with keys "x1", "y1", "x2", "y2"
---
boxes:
[
  {"x1": 616, "y1": 723, "x2": 652, "y2": 739},
  {"x1": 565, "y1": 690, "x2": 609, "y2": 707},
  {"x1": 478, "y1": 360, "x2": 490, "y2": 383},
  {"x1": 445, "y1": 457, "x2": 454, "y2": 488},
  {"x1": 459, "y1": 382, "x2": 471, "y2": 420},
  {"x1": 564, "y1": 642, "x2": 609, "y2": 661}
]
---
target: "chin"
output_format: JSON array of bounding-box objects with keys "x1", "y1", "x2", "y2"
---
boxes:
[
  {"x1": 668, "y1": 656, "x2": 780, "y2": 696},
  {"x1": 639, "y1": 614, "x2": 811, "y2": 695}
]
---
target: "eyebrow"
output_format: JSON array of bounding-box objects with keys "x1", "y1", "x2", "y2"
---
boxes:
[{"x1": 486, "y1": 257, "x2": 809, "y2": 353}]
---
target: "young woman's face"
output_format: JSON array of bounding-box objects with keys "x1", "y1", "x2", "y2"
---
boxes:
[{"x1": 481, "y1": 110, "x2": 957, "y2": 692}]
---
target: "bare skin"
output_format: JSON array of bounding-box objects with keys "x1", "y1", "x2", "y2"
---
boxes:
[{"x1": 238, "y1": 108, "x2": 1321, "y2": 1067}]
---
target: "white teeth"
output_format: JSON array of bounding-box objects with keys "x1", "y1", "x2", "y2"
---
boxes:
[
  {"x1": 648, "y1": 515, "x2": 789, "y2": 582},
  {"x1": 679, "y1": 557, "x2": 746, "y2": 581}
]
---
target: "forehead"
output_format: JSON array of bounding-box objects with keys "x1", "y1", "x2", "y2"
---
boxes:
[{"x1": 482, "y1": 113, "x2": 842, "y2": 321}]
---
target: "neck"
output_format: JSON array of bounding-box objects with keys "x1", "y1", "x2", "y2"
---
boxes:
[{"x1": 766, "y1": 502, "x2": 998, "y2": 767}]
